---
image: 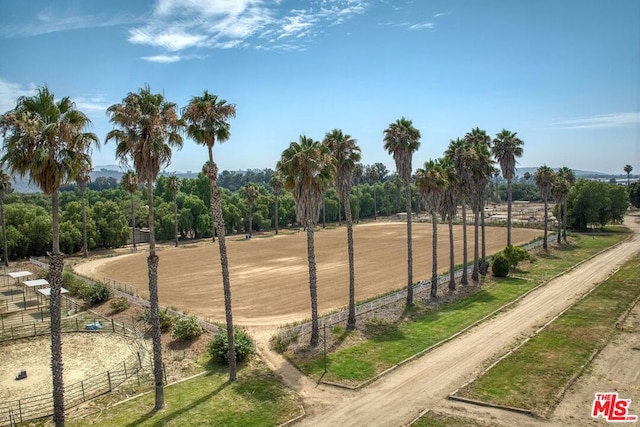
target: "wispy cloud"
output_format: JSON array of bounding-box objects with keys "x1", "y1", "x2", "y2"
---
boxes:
[
  {"x1": 72, "y1": 96, "x2": 111, "y2": 113},
  {"x1": 0, "y1": 79, "x2": 36, "y2": 113},
  {"x1": 548, "y1": 112, "x2": 640, "y2": 129},
  {"x1": 408, "y1": 22, "x2": 434, "y2": 30},
  {"x1": 127, "y1": 0, "x2": 369, "y2": 55}
]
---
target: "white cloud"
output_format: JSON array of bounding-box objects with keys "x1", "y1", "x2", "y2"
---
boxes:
[
  {"x1": 72, "y1": 96, "x2": 110, "y2": 113},
  {"x1": 549, "y1": 112, "x2": 640, "y2": 129},
  {"x1": 140, "y1": 54, "x2": 182, "y2": 63},
  {"x1": 408, "y1": 22, "x2": 434, "y2": 30},
  {"x1": 0, "y1": 79, "x2": 36, "y2": 113}
]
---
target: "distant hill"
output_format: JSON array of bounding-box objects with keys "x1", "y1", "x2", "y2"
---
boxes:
[{"x1": 515, "y1": 167, "x2": 608, "y2": 177}]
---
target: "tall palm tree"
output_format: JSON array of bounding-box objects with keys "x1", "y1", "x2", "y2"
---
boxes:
[
  {"x1": 323, "y1": 129, "x2": 361, "y2": 330},
  {"x1": 492, "y1": 129, "x2": 524, "y2": 247},
  {"x1": 438, "y1": 160, "x2": 458, "y2": 291},
  {"x1": 182, "y1": 91, "x2": 236, "y2": 242},
  {"x1": 242, "y1": 183, "x2": 259, "y2": 235},
  {"x1": 1, "y1": 85, "x2": 98, "y2": 426},
  {"x1": 270, "y1": 172, "x2": 284, "y2": 235},
  {"x1": 523, "y1": 171, "x2": 531, "y2": 184},
  {"x1": 0, "y1": 171, "x2": 11, "y2": 267},
  {"x1": 534, "y1": 165, "x2": 555, "y2": 250},
  {"x1": 557, "y1": 166, "x2": 576, "y2": 242},
  {"x1": 106, "y1": 85, "x2": 183, "y2": 408},
  {"x1": 167, "y1": 175, "x2": 181, "y2": 247},
  {"x1": 551, "y1": 175, "x2": 569, "y2": 244},
  {"x1": 445, "y1": 138, "x2": 473, "y2": 286},
  {"x1": 416, "y1": 159, "x2": 447, "y2": 298},
  {"x1": 277, "y1": 135, "x2": 334, "y2": 346},
  {"x1": 366, "y1": 165, "x2": 380, "y2": 220},
  {"x1": 624, "y1": 164, "x2": 633, "y2": 187},
  {"x1": 183, "y1": 90, "x2": 238, "y2": 381},
  {"x1": 383, "y1": 117, "x2": 421, "y2": 306},
  {"x1": 121, "y1": 171, "x2": 139, "y2": 252},
  {"x1": 76, "y1": 160, "x2": 92, "y2": 258},
  {"x1": 468, "y1": 143, "x2": 494, "y2": 282}
]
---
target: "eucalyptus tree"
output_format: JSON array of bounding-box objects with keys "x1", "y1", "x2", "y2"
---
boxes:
[
  {"x1": 366, "y1": 164, "x2": 380, "y2": 220},
  {"x1": 277, "y1": 135, "x2": 335, "y2": 346},
  {"x1": 445, "y1": 138, "x2": 473, "y2": 285},
  {"x1": 383, "y1": 117, "x2": 421, "y2": 305},
  {"x1": 270, "y1": 172, "x2": 284, "y2": 234},
  {"x1": 167, "y1": 175, "x2": 181, "y2": 247},
  {"x1": 76, "y1": 160, "x2": 92, "y2": 258},
  {"x1": 0, "y1": 171, "x2": 11, "y2": 266},
  {"x1": 624, "y1": 164, "x2": 633, "y2": 187},
  {"x1": 415, "y1": 159, "x2": 447, "y2": 298},
  {"x1": 534, "y1": 165, "x2": 555, "y2": 250},
  {"x1": 557, "y1": 166, "x2": 576, "y2": 241},
  {"x1": 106, "y1": 85, "x2": 183, "y2": 407},
  {"x1": 1, "y1": 85, "x2": 98, "y2": 426},
  {"x1": 323, "y1": 129, "x2": 361, "y2": 330},
  {"x1": 242, "y1": 183, "x2": 259, "y2": 235},
  {"x1": 182, "y1": 91, "x2": 236, "y2": 242},
  {"x1": 121, "y1": 171, "x2": 139, "y2": 251},
  {"x1": 438, "y1": 159, "x2": 459, "y2": 291},
  {"x1": 183, "y1": 90, "x2": 238, "y2": 381},
  {"x1": 492, "y1": 129, "x2": 524, "y2": 246}
]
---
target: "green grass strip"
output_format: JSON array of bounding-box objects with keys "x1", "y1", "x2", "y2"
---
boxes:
[
  {"x1": 295, "y1": 232, "x2": 628, "y2": 385},
  {"x1": 455, "y1": 252, "x2": 640, "y2": 416},
  {"x1": 67, "y1": 360, "x2": 301, "y2": 427}
]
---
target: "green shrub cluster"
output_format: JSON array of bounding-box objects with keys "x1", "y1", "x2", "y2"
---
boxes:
[
  {"x1": 171, "y1": 315, "x2": 204, "y2": 341},
  {"x1": 208, "y1": 328, "x2": 254, "y2": 365},
  {"x1": 110, "y1": 297, "x2": 130, "y2": 313},
  {"x1": 491, "y1": 253, "x2": 510, "y2": 277},
  {"x1": 83, "y1": 281, "x2": 112, "y2": 305},
  {"x1": 503, "y1": 245, "x2": 535, "y2": 268},
  {"x1": 62, "y1": 270, "x2": 88, "y2": 297},
  {"x1": 141, "y1": 307, "x2": 175, "y2": 331}
]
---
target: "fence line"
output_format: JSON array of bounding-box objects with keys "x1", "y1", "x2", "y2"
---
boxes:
[{"x1": 276, "y1": 237, "x2": 548, "y2": 339}]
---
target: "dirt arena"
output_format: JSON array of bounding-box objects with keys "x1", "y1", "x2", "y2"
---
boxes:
[{"x1": 74, "y1": 222, "x2": 543, "y2": 326}]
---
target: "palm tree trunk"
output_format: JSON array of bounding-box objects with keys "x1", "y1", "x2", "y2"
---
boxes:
[
  {"x1": 173, "y1": 195, "x2": 179, "y2": 247},
  {"x1": 81, "y1": 189, "x2": 88, "y2": 258},
  {"x1": 1, "y1": 195, "x2": 8, "y2": 267},
  {"x1": 344, "y1": 195, "x2": 356, "y2": 330},
  {"x1": 147, "y1": 181, "x2": 165, "y2": 410},
  {"x1": 430, "y1": 212, "x2": 438, "y2": 299},
  {"x1": 131, "y1": 195, "x2": 137, "y2": 251},
  {"x1": 507, "y1": 177, "x2": 513, "y2": 246},
  {"x1": 472, "y1": 210, "x2": 479, "y2": 282},
  {"x1": 461, "y1": 203, "x2": 468, "y2": 285},
  {"x1": 212, "y1": 183, "x2": 237, "y2": 381},
  {"x1": 405, "y1": 180, "x2": 414, "y2": 306},
  {"x1": 306, "y1": 220, "x2": 319, "y2": 347},
  {"x1": 448, "y1": 217, "x2": 455, "y2": 291},
  {"x1": 480, "y1": 199, "x2": 487, "y2": 275},
  {"x1": 562, "y1": 200, "x2": 568, "y2": 242},
  {"x1": 208, "y1": 146, "x2": 216, "y2": 242},
  {"x1": 275, "y1": 195, "x2": 279, "y2": 235},
  {"x1": 557, "y1": 203, "x2": 562, "y2": 244},
  {"x1": 50, "y1": 190, "x2": 65, "y2": 427},
  {"x1": 543, "y1": 197, "x2": 549, "y2": 250}
]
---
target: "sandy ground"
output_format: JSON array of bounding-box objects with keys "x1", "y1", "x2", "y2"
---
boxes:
[
  {"x1": 0, "y1": 333, "x2": 137, "y2": 403},
  {"x1": 73, "y1": 222, "x2": 542, "y2": 325},
  {"x1": 252, "y1": 215, "x2": 639, "y2": 427}
]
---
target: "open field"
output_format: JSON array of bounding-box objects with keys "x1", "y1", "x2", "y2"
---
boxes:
[{"x1": 74, "y1": 222, "x2": 543, "y2": 325}]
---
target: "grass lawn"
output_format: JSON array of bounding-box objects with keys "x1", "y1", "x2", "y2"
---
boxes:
[
  {"x1": 411, "y1": 411, "x2": 489, "y2": 427},
  {"x1": 294, "y1": 230, "x2": 629, "y2": 386},
  {"x1": 454, "y1": 252, "x2": 640, "y2": 416},
  {"x1": 67, "y1": 359, "x2": 301, "y2": 427}
]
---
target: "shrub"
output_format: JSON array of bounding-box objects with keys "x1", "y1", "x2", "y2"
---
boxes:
[
  {"x1": 141, "y1": 307, "x2": 175, "y2": 331},
  {"x1": 492, "y1": 253, "x2": 510, "y2": 277},
  {"x1": 503, "y1": 245, "x2": 535, "y2": 269},
  {"x1": 171, "y1": 316, "x2": 204, "y2": 341},
  {"x1": 208, "y1": 328, "x2": 254, "y2": 365},
  {"x1": 83, "y1": 281, "x2": 112, "y2": 305},
  {"x1": 110, "y1": 297, "x2": 130, "y2": 313},
  {"x1": 62, "y1": 271, "x2": 88, "y2": 297},
  {"x1": 271, "y1": 329, "x2": 299, "y2": 353}
]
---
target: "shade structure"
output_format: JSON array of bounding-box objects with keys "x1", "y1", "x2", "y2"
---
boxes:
[
  {"x1": 23, "y1": 279, "x2": 49, "y2": 288},
  {"x1": 37, "y1": 287, "x2": 69, "y2": 297},
  {"x1": 8, "y1": 271, "x2": 33, "y2": 279}
]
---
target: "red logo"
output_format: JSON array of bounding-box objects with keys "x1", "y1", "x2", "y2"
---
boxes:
[{"x1": 592, "y1": 392, "x2": 638, "y2": 422}]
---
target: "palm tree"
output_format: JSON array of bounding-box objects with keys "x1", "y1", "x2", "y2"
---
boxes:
[
  {"x1": 270, "y1": 172, "x2": 284, "y2": 235},
  {"x1": 468, "y1": 143, "x2": 494, "y2": 282},
  {"x1": 445, "y1": 138, "x2": 473, "y2": 286},
  {"x1": 242, "y1": 183, "x2": 259, "y2": 235},
  {"x1": 534, "y1": 165, "x2": 555, "y2": 250},
  {"x1": 183, "y1": 91, "x2": 238, "y2": 381},
  {"x1": 182, "y1": 91, "x2": 236, "y2": 242},
  {"x1": 323, "y1": 129, "x2": 361, "y2": 330},
  {"x1": 551, "y1": 175, "x2": 569, "y2": 244},
  {"x1": 624, "y1": 164, "x2": 633, "y2": 187},
  {"x1": 492, "y1": 129, "x2": 524, "y2": 247},
  {"x1": 383, "y1": 117, "x2": 421, "y2": 306},
  {"x1": 0, "y1": 171, "x2": 11, "y2": 267},
  {"x1": 76, "y1": 160, "x2": 92, "y2": 258},
  {"x1": 416, "y1": 159, "x2": 447, "y2": 298},
  {"x1": 278, "y1": 135, "x2": 334, "y2": 346},
  {"x1": 438, "y1": 160, "x2": 458, "y2": 291},
  {"x1": 106, "y1": 85, "x2": 183, "y2": 408},
  {"x1": 523, "y1": 171, "x2": 531, "y2": 183},
  {"x1": 1, "y1": 85, "x2": 98, "y2": 426},
  {"x1": 366, "y1": 165, "x2": 380, "y2": 220},
  {"x1": 167, "y1": 175, "x2": 181, "y2": 247},
  {"x1": 557, "y1": 166, "x2": 576, "y2": 242},
  {"x1": 121, "y1": 171, "x2": 139, "y2": 252}
]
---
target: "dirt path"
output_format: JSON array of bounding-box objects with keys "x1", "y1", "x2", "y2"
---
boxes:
[{"x1": 287, "y1": 216, "x2": 640, "y2": 426}]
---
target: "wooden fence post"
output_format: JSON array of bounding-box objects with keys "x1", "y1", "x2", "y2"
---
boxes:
[{"x1": 107, "y1": 371, "x2": 112, "y2": 392}]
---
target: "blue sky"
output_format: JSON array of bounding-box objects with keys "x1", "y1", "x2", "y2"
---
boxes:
[{"x1": 0, "y1": 0, "x2": 638, "y2": 176}]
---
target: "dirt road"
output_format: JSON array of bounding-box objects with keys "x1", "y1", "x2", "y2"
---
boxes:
[{"x1": 288, "y1": 216, "x2": 640, "y2": 427}]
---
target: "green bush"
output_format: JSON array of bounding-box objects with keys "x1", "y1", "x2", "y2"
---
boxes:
[
  {"x1": 171, "y1": 315, "x2": 204, "y2": 341},
  {"x1": 208, "y1": 328, "x2": 254, "y2": 365},
  {"x1": 503, "y1": 245, "x2": 535, "y2": 269},
  {"x1": 63, "y1": 271, "x2": 88, "y2": 297},
  {"x1": 492, "y1": 253, "x2": 510, "y2": 277},
  {"x1": 141, "y1": 307, "x2": 175, "y2": 331},
  {"x1": 110, "y1": 297, "x2": 130, "y2": 313},
  {"x1": 83, "y1": 281, "x2": 112, "y2": 305}
]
